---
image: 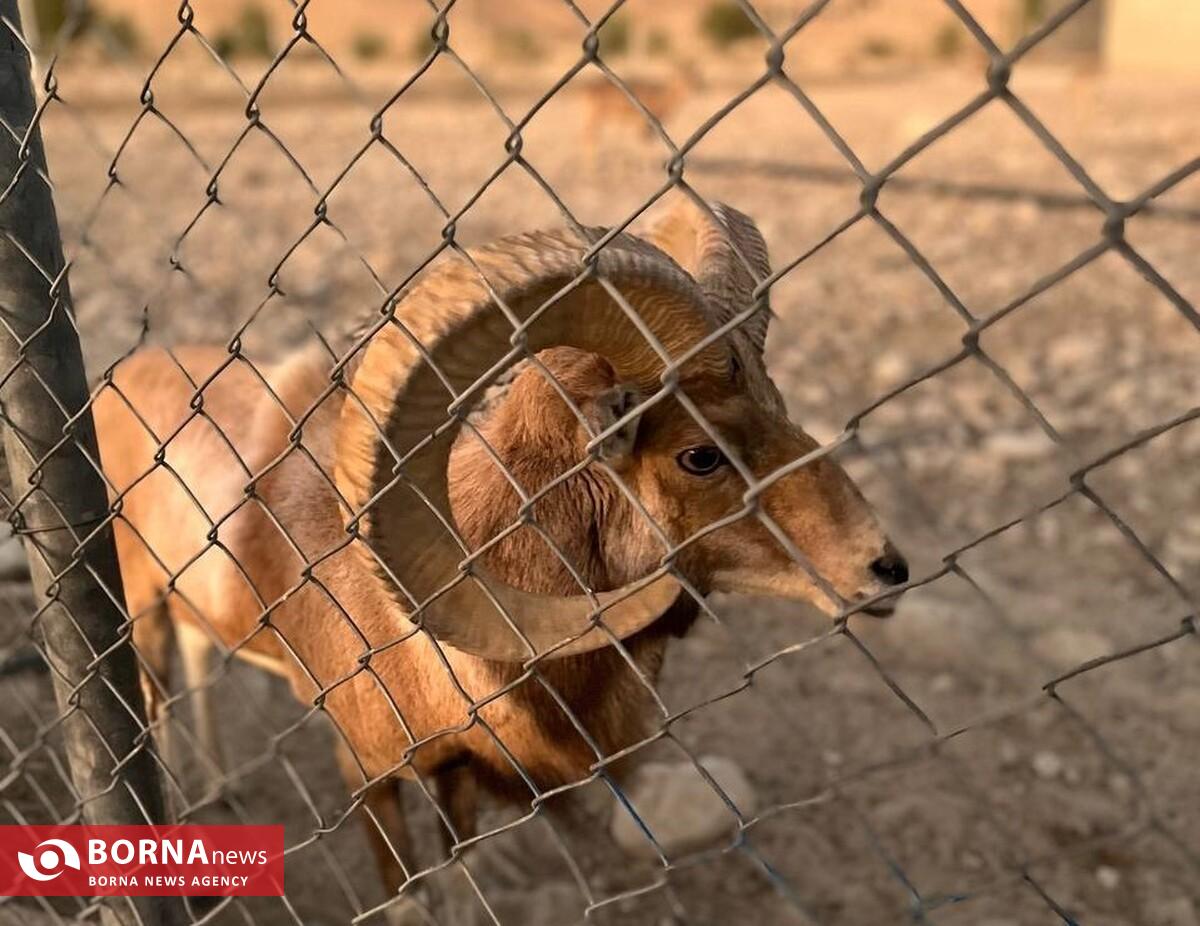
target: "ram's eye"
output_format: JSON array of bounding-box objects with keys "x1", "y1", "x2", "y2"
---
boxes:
[{"x1": 676, "y1": 446, "x2": 727, "y2": 476}]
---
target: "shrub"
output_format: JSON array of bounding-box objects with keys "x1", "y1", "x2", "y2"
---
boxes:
[
  {"x1": 99, "y1": 14, "x2": 140, "y2": 58},
  {"x1": 31, "y1": 0, "x2": 69, "y2": 40},
  {"x1": 212, "y1": 4, "x2": 273, "y2": 59},
  {"x1": 1022, "y1": 0, "x2": 1047, "y2": 26},
  {"x1": 933, "y1": 23, "x2": 962, "y2": 60},
  {"x1": 411, "y1": 27, "x2": 437, "y2": 61},
  {"x1": 29, "y1": 0, "x2": 93, "y2": 48},
  {"x1": 646, "y1": 28, "x2": 671, "y2": 57},
  {"x1": 496, "y1": 27, "x2": 542, "y2": 63},
  {"x1": 238, "y1": 5, "x2": 272, "y2": 58},
  {"x1": 352, "y1": 31, "x2": 387, "y2": 61},
  {"x1": 598, "y1": 15, "x2": 631, "y2": 58},
  {"x1": 862, "y1": 37, "x2": 897, "y2": 59},
  {"x1": 212, "y1": 30, "x2": 237, "y2": 60},
  {"x1": 700, "y1": 1, "x2": 757, "y2": 49}
]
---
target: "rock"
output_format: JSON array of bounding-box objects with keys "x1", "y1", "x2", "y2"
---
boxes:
[
  {"x1": 960, "y1": 850, "x2": 985, "y2": 871},
  {"x1": 610, "y1": 755, "x2": 757, "y2": 860},
  {"x1": 983, "y1": 429, "x2": 1054, "y2": 462},
  {"x1": 873, "y1": 351, "x2": 909, "y2": 386},
  {"x1": 1034, "y1": 514, "x2": 1062, "y2": 545},
  {"x1": 929, "y1": 672, "x2": 956, "y2": 694},
  {"x1": 1095, "y1": 865, "x2": 1121, "y2": 890},
  {"x1": 1031, "y1": 628, "x2": 1112, "y2": 670},
  {"x1": 1107, "y1": 773, "x2": 1133, "y2": 798},
  {"x1": 1031, "y1": 751, "x2": 1064, "y2": 780}
]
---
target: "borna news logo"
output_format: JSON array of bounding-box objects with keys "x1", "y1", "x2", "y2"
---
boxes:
[
  {"x1": 0, "y1": 825, "x2": 284, "y2": 897},
  {"x1": 16, "y1": 837, "x2": 81, "y2": 881}
]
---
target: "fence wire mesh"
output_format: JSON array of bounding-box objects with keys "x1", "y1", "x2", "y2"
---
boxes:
[{"x1": 0, "y1": 0, "x2": 1197, "y2": 924}]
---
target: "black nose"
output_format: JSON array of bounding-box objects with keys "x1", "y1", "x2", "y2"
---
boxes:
[{"x1": 870, "y1": 549, "x2": 909, "y2": 586}]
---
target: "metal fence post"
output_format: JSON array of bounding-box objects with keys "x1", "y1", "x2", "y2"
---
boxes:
[{"x1": 0, "y1": 4, "x2": 178, "y2": 925}]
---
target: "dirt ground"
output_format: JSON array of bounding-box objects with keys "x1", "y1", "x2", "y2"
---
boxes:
[{"x1": 1, "y1": 30, "x2": 1199, "y2": 926}]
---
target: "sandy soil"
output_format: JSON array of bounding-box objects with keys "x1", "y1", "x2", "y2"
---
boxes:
[{"x1": 0, "y1": 35, "x2": 1198, "y2": 926}]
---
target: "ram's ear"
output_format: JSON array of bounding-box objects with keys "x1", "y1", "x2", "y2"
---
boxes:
[{"x1": 588, "y1": 383, "x2": 642, "y2": 466}]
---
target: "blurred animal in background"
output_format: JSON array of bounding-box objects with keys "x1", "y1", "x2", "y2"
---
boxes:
[{"x1": 579, "y1": 60, "x2": 705, "y2": 167}]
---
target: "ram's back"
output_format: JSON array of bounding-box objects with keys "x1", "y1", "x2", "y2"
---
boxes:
[
  {"x1": 90, "y1": 345, "x2": 659, "y2": 784},
  {"x1": 93, "y1": 346, "x2": 337, "y2": 671}
]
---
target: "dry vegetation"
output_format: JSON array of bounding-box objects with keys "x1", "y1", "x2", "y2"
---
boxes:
[{"x1": 2, "y1": 5, "x2": 1199, "y2": 924}]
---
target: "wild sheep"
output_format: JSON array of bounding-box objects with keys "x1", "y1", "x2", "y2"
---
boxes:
[
  {"x1": 579, "y1": 62, "x2": 704, "y2": 169},
  {"x1": 92, "y1": 199, "x2": 908, "y2": 922}
]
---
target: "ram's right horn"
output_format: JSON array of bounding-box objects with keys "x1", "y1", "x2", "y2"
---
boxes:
[
  {"x1": 336, "y1": 228, "x2": 728, "y2": 662},
  {"x1": 646, "y1": 197, "x2": 787, "y2": 414}
]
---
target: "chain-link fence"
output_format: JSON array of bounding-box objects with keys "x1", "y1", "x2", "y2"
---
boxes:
[{"x1": 0, "y1": 0, "x2": 1197, "y2": 924}]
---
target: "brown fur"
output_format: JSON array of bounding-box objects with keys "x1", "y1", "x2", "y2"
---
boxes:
[{"x1": 93, "y1": 339, "x2": 897, "y2": 903}]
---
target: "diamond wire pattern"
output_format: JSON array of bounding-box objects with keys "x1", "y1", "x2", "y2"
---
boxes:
[{"x1": 0, "y1": 0, "x2": 1195, "y2": 924}]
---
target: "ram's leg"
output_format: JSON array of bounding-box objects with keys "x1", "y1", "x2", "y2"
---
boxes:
[
  {"x1": 334, "y1": 741, "x2": 434, "y2": 926},
  {"x1": 175, "y1": 620, "x2": 225, "y2": 797},
  {"x1": 435, "y1": 763, "x2": 483, "y2": 925},
  {"x1": 131, "y1": 599, "x2": 174, "y2": 768},
  {"x1": 436, "y1": 762, "x2": 478, "y2": 855}
]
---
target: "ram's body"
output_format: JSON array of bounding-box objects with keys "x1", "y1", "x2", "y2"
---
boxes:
[
  {"x1": 96, "y1": 345, "x2": 679, "y2": 793},
  {"x1": 92, "y1": 208, "x2": 907, "y2": 918}
]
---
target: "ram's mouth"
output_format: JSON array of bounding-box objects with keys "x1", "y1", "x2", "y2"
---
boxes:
[{"x1": 860, "y1": 602, "x2": 897, "y2": 618}]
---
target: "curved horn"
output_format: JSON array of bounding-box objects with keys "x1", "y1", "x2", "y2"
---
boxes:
[
  {"x1": 647, "y1": 198, "x2": 785, "y2": 412},
  {"x1": 336, "y1": 228, "x2": 728, "y2": 662}
]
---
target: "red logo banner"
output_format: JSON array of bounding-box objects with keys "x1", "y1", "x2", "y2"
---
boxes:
[{"x1": 0, "y1": 825, "x2": 284, "y2": 896}]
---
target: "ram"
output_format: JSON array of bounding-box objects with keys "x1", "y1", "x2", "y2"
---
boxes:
[{"x1": 93, "y1": 200, "x2": 908, "y2": 923}]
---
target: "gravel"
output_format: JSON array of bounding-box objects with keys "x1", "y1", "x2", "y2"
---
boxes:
[{"x1": 0, "y1": 54, "x2": 1196, "y2": 926}]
